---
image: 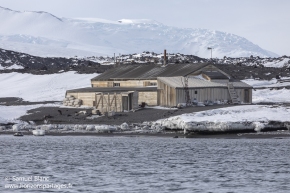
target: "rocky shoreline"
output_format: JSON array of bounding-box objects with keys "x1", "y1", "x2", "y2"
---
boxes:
[
  {"x1": 1, "y1": 130, "x2": 290, "y2": 139},
  {"x1": 1, "y1": 97, "x2": 290, "y2": 136},
  {"x1": 17, "y1": 103, "x2": 238, "y2": 125}
]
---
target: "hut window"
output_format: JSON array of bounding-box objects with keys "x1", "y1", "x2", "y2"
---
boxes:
[
  {"x1": 150, "y1": 82, "x2": 157, "y2": 86},
  {"x1": 195, "y1": 91, "x2": 198, "y2": 94},
  {"x1": 114, "y1": 83, "x2": 120, "y2": 87}
]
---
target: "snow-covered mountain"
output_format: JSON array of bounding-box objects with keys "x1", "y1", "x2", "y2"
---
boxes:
[{"x1": 0, "y1": 6, "x2": 278, "y2": 58}]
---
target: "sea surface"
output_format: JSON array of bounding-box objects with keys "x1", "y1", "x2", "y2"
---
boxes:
[{"x1": 0, "y1": 135, "x2": 290, "y2": 193}]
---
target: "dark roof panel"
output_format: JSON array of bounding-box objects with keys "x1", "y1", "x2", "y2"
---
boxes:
[
  {"x1": 202, "y1": 71, "x2": 229, "y2": 79},
  {"x1": 91, "y1": 63, "x2": 210, "y2": 81}
]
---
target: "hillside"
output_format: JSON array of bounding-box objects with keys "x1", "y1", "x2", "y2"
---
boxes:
[
  {"x1": 1, "y1": 48, "x2": 289, "y2": 80},
  {"x1": 0, "y1": 48, "x2": 111, "y2": 74}
]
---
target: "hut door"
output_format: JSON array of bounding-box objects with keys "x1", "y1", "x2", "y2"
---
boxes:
[
  {"x1": 128, "y1": 93, "x2": 132, "y2": 110},
  {"x1": 244, "y1": 89, "x2": 249, "y2": 103},
  {"x1": 122, "y1": 96, "x2": 128, "y2": 111}
]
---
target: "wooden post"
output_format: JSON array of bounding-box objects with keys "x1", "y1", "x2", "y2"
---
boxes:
[
  {"x1": 101, "y1": 93, "x2": 103, "y2": 110},
  {"x1": 114, "y1": 93, "x2": 117, "y2": 110},
  {"x1": 108, "y1": 93, "x2": 110, "y2": 111},
  {"x1": 120, "y1": 93, "x2": 123, "y2": 112},
  {"x1": 95, "y1": 94, "x2": 97, "y2": 107},
  {"x1": 96, "y1": 94, "x2": 102, "y2": 109}
]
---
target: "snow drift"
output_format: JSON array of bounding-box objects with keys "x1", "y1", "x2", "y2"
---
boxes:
[
  {"x1": 0, "y1": 71, "x2": 98, "y2": 101},
  {"x1": 157, "y1": 105, "x2": 290, "y2": 132}
]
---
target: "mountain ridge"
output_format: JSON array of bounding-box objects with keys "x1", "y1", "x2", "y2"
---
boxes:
[
  {"x1": 0, "y1": 6, "x2": 279, "y2": 58},
  {"x1": 1, "y1": 47, "x2": 289, "y2": 77}
]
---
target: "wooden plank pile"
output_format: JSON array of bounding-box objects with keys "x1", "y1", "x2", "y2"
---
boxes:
[{"x1": 63, "y1": 95, "x2": 82, "y2": 107}]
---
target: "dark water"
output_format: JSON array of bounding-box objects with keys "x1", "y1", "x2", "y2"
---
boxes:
[{"x1": 0, "y1": 136, "x2": 290, "y2": 193}]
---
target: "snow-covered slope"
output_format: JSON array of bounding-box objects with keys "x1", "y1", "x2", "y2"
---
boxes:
[
  {"x1": 0, "y1": 6, "x2": 278, "y2": 58},
  {"x1": 242, "y1": 78, "x2": 290, "y2": 103},
  {"x1": 0, "y1": 71, "x2": 98, "y2": 101},
  {"x1": 0, "y1": 104, "x2": 58, "y2": 124}
]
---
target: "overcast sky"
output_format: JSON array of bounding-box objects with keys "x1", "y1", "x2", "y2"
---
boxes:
[{"x1": 0, "y1": 0, "x2": 289, "y2": 56}]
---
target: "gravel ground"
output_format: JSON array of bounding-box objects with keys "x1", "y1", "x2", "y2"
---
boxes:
[
  {"x1": 1, "y1": 98, "x2": 241, "y2": 126},
  {"x1": 0, "y1": 97, "x2": 57, "y2": 106},
  {"x1": 18, "y1": 104, "x2": 239, "y2": 125}
]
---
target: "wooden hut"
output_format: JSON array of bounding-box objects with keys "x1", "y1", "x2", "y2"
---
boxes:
[
  {"x1": 66, "y1": 87, "x2": 156, "y2": 112},
  {"x1": 64, "y1": 63, "x2": 253, "y2": 110},
  {"x1": 157, "y1": 76, "x2": 252, "y2": 107}
]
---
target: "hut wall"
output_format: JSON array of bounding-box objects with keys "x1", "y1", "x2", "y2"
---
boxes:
[
  {"x1": 249, "y1": 89, "x2": 252, "y2": 103},
  {"x1": 235, "y1": 88, "x2": 252, "y2": 103},
  {"x1": 157, "y1": 80, "x2": 176, "y2": 107},
  {"x1": 66, "y1": 91, "x2": 139, "y2": 112},
  {"x1": 132, "y1": 92, "x2": 139, "y2": 109},
  {"x1": 175, "y1": 88, "x2": 252, "y2": 105},
  {"x1": 176, "y1": 88, "x2": 231, "y2": 105},
  {"x1": 158, "y1": 79, "x2": 252, "y2": 106},
  {"x1": 91, "y1": 81, "x2": 108, "y2": 87},
  {"x1": 95, "y1": 93, "x2": 123, "y2": 112},
  {"x1": 91, "y1": 80, "x2": 157, "y2": 88},
  {"x1": 139, "y1": 91, "x2": 158, "y2": 106}
]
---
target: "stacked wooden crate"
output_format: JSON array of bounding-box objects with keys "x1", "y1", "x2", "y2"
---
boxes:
[{"x1": 63, "y1": 95, "x2": 82, "y2": 107}]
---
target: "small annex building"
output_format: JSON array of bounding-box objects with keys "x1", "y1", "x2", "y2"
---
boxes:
[{"x1": 65, "y1": 63, "x2": 252, "y2": 112}]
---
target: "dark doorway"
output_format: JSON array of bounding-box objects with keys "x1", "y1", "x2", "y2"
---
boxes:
[
  {"x1": 244, "y1": 89, "x2": 249, "y2": 103},
  {"x1": 122, "y1": 96, "x2": 128, "y2": 111},
  {"x1": 128, "y1": 93, "x2": 132, "y2": 110}
]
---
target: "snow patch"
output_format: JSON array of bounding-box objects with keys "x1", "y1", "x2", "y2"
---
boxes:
[
  {"x1": 156, "y1": 105, "x2": 290, "y2": 131},
  {"x1": 6, "y1": 64, "x2": 24, "y2": 69},
  {"x1": 263, "y1": 58, "x2": 290, "y2": 68},
  {"x1": 145, "y1": 106, "x2": 178, "y2": 110},
  {"x1": 118, "y1": 19, "x2": 160, "y2": 24},
  {"x1": 253, "y1": 88, "x2": 290, "y2": 103},
  {"x1": 0, "y1": 104, "x2": 58, "y2": 124},
  {"x1": 0, "y1": 71, "x2": 99, "y2": 101}
]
